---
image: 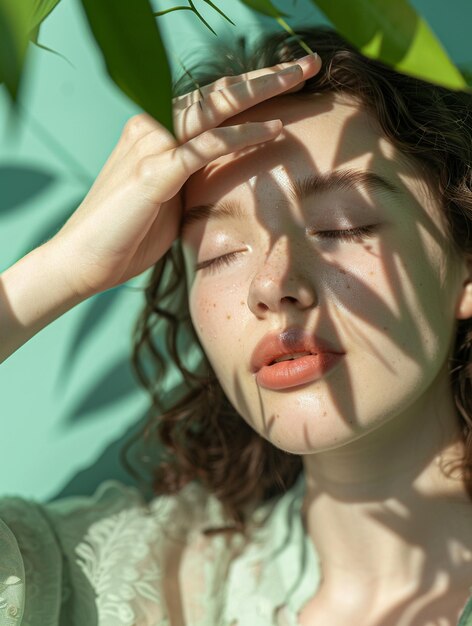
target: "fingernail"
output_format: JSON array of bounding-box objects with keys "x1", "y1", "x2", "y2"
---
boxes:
[
  {"x1": 279, "y1": 65, "x2": 302, "y2": 75},
  {"x1": 297, "y1": 52, "x2": 318, "y2": 64},
  {"x1": 264, "y1": 119, "x2": 283, "y2": 131},
  {"x1": 277, "y1": 53, "x2": 318, "y2": 71}
]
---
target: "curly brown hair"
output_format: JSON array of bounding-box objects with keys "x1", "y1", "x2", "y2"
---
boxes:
[{"x1": 121, "y1": 25, "x2": 472, "y2": 536}]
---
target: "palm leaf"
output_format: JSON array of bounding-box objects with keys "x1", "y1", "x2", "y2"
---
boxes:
[
  {"x1": 311, "y1": 0, "x2": 467, "y2": 90},
  {"x1": 238, "y1": 0, "x2": 291, "y2": 19},
  {"x1": 79, "y1": 0, "x2": 174, "y2": 132}
]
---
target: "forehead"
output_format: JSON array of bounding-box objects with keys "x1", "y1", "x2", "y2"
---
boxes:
[{"x1": 183, "y1": 91, "x2": 417, "y2": 212}]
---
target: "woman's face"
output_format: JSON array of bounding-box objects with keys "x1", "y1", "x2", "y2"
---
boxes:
[{"x1": 179, "y1": 91, "x2": 464, "y2": 455}]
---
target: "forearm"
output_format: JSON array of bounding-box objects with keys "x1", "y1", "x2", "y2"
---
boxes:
[{"x1": 0, "y1": 244, "x2": 86, "y2": 363}]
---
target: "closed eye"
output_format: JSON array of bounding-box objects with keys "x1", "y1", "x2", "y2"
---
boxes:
[
  {"x1": 195, "y1": 224, "x2": 378, "y2": 274},
  {"x1": 195, "y1": 250, "x2": 244, "y2": 274},
  {"x1": 309, "y1": 224, "x2": 378, "y2": 242}
]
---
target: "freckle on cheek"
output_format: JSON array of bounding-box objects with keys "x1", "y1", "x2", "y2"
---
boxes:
[
  {"x1": 227, "y1": 314, "x2": 231, "y2": 319},
  {"x1": 240, "y1": 301, "x2": 244, "y2": 305}
]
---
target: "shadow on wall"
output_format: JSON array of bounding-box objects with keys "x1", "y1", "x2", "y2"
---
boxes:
[
  {"x1": 49, "y1": 375, "x2": 196, "y2": 504},
  {"x1": 1, "y1": 163, "x2": 180, "y2": 504},
  {"x1": 48, "y1": 409, "x2": 155, "y2": 504}
]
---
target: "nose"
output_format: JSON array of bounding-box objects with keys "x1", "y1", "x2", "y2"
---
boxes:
[{"x1": 247, "y1": 236, "x2": 317, "y2": 316}]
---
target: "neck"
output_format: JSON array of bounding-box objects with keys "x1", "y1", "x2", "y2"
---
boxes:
[{"x1": 301, "y1": 371, "x2": 472, "y2": 613}]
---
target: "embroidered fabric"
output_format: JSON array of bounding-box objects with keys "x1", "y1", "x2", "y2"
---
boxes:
[
  {"x1": 0, "y1": 474, "x2": 319, "y2": 626},
  {"x1": 1, "y1": 474, "x2": 471, "y2": 626}
]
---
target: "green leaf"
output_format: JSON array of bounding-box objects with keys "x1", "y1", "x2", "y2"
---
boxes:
[
  {"x1": 154, "y1": 6, "x2": 194, "y2": 17},
  {"x1": 311, "y1": 0, "x2": 467, "y2": 91},
  {"x1": 456, "y1": 63, "x2": 472, "y2": 89},
  {"x1": 30, "y1": 22, "x2": 41, "y2": 44},
  {"x1": 29, "y1": 20, "x2": 75, "y2": 69},
  {"x1": 273, "y1": 17, "x2": 315, "y2": 56},
  {"x1": 0, "y1": 0, "x2": 62, "y2": 103},
  {"x1": 79, "y1": 0, "x2": 173, "y2": 133},
  {"x1": 238, "y1": 0, "x2": 291, "y2": 19},
  {"x1": 30, "y1": 39, "x2": 75, "y2": 68},
  {"x1": 188, "y1": 0, "x2": 217, "y2": 36},
  {"x1": 0, "y1": 0, "x2": 31, "y2": 102},
  {"x1": 30, "y1": 0, "x2": 62, "y2": 33},
  {"x1": 201, "y1": 0, "x2": 236, "y2": 26}
]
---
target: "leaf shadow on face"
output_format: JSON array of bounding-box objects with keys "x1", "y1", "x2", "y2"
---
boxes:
[{"x1": 181, "y1": 91, "x2": 472, "y2": 619}]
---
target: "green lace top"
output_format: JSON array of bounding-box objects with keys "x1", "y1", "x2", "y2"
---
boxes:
[{"x1": 1, "y1": 472, "x2": 471, "y2": 625}]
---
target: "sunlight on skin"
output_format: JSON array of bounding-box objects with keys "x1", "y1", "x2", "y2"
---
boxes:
[{"x1": 180, "y1": 91, "x2": 472, "y2": 623}]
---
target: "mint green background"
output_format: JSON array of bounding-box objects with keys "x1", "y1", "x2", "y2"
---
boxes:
[{"x1": 1, "y1": 0, "x2": 471, "y2": 503}]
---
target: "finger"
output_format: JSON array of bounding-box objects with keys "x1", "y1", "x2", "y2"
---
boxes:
[
  {"x1": 172, "y1": 53, "x2": 319, "y2": 111},
  {"x1": 137, "y1": 121, "x2": 283, "y2": 203},
  {"x1": 171, "y1": 63, "x2": 294, "y2": 110},
  {"x1": 175, "y1": 61, "x2": 319, "y2": 143},
  {"x1": 176, "y1": 120, "x2": 284, "y2": 179},
  {"x1": 283, "y1": 80, "x2": 307, "y2": 95}
]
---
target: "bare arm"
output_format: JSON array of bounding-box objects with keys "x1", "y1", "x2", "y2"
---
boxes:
[
  {"x1": 0, "y1": 244, "x2": 86, "y2": 363},
  {"x1": 0, "y1": 57, "x2": 318, "y2": 365}
]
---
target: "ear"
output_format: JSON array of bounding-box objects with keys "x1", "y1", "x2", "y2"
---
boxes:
[{"x1": 455, "y1": 254, "x2": 472, "y2": 320}]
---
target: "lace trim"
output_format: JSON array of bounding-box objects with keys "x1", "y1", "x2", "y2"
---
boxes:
[
  {"x1": 72, "y1": 480, "x2": 244, "y2": 626},
  {"x1": 0, "y1": 475, "x2": 322, "y2": 626}
]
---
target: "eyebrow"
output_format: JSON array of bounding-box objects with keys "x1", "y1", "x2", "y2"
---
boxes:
[{"x1": 180, "y1": 168, "x2": 402, "y2": 235}]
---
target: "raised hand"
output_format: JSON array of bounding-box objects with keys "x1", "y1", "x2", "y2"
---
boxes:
[{"x1": 45, "y1": 53, "x2": 321, "y2": 300}]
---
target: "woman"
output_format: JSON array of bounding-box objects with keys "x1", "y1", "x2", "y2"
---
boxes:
[{"x1": 1, "y1": 25, "x2": 471, "y2": 626}]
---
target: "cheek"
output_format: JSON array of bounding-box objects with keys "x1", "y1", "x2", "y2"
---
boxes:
[
  {"x1": 188, "y1": 279, "x2": 244, "y2": 354},
  {"x1": 190, "y1": 291, "x2": 219, "y2": 337},
  {"x1": 188, "y1": 281, "x2": 251, "y2": 390}
]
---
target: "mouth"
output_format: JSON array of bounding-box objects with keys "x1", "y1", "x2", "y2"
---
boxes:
[
  {"x1": 256, "y1": 352, "x2": 345, "y2": 390},
  {"x1": 250, "y1": 327, "x2": 345, "y2": 374},
  {"x1": 267, "y1": 351, "x2": 315, "y2": 365}
]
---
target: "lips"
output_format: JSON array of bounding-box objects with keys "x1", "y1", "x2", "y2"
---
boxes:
[{"x1": 250, "y1": 327, "x2": 345, "y2": 374}]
